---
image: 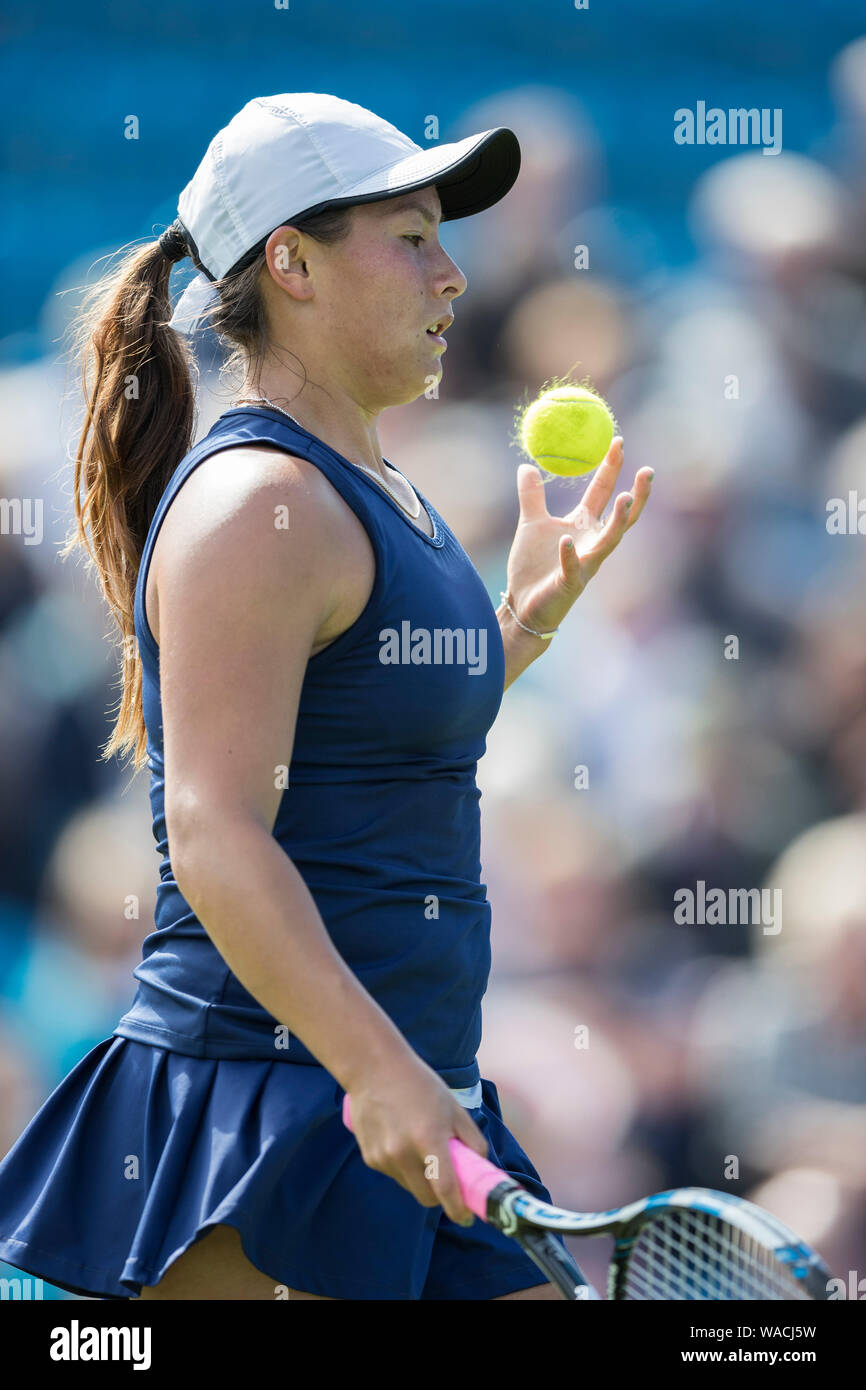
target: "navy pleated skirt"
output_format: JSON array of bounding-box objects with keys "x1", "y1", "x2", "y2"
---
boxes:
[{"x1": 0, "y1": 1036, "x2": 555, "y2": 1299}]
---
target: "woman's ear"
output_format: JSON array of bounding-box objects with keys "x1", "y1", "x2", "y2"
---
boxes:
[{"x1": 264, "y1": 226, "x2": 314, "y2": 302}]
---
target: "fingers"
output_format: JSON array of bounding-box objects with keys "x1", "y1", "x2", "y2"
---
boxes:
[
  {"x1": 572, "y1": 435, "x2": 624, "y2": 522},
  {"x1": 582, "y1": 490, "x2": 634, "y2": 571},
  {"x1": 559, "y1": 531, "x2": 585, "y2": 587},
  {"x1": 366, "y1": 1112, "x2": 489, "y2": 1226},
  {"x1": 420, "y1": 1109, "x2": 488, "y2": 1223},
  {"x1": 623, "y1": 466, "x2": 654, "y2": 529},
  {"x1": 579, "y1": 465, "x2": 654, "y2": 569},
  {"x1": 425, "y1": 1110, "x2": 488, "y2": 1223},
  {"x1": 425, "y1": 1149, "x2": 475, "y2": 1225},
  {"x1": 396, "y1": 1165, "x2": 445, "y2": 1211},
  {"x1": 516, "y1": 463, "x2": 551, "y2": 524},
  {"x1": 367, "y1": 1141, "x2": 450, "y2": 1213},
  {"x1": 388, "y1": 1142, "x2": 473, "y2": 1224},
  {"x1": 350, "y1": 1077, "x2": 491, "y2": 1227}
]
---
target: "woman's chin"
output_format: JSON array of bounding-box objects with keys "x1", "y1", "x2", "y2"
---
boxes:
[{"x1": 388, "y1": 363, "x2": 443, "y2": 406}]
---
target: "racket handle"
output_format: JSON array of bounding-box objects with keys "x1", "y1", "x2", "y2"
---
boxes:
[
  {"x1": 341, "y1": 1093, "x2": 506, "y2": 1221},
  {"x1": 446, "y1": 1138, "x2": 508, "y2": 1222}
]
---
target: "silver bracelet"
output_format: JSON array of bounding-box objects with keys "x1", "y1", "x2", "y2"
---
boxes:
[{"x1": 499, "y1": 591, "x2": 559, "y2": 641}]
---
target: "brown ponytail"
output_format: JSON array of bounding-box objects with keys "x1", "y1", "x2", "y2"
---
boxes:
[
  {"x1": 62, "y1": 203, "x2": 353, "y2": 773},
  {"x1": 61, "y1": 237, "x2": 197, "y2": 771}
]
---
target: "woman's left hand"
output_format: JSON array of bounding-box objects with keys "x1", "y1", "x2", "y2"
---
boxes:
[{"x1": 503, "y1": 437, "x2": 653, "y2": 636}]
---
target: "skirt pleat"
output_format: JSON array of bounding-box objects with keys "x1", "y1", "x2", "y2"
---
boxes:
[
  {"x1": 0, "y1": 1036, "x2": 367, "y2": 1298},
  {"x1": 0, "y1": 1034, "x2": 556, "y2": 1300}
]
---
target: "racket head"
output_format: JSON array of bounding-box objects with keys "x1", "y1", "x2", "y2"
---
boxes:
[
  {"x1": 608, "y1": 1189, "x2": 833, "y2": 1301},
  {"x1": 342, "y1": 1098, "x2": 833, "y2": 1300},
  {"x1": 499, "y1": 1185, "x2": 833, "y2": 1300}
]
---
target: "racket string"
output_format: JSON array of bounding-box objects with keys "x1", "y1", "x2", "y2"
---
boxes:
[{"x1": 620, "y1": 1209, "x2": 811, "y2": 1300}]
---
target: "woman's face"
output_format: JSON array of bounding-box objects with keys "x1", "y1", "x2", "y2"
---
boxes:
[{"x1": 270, "y1": 187, "x2": 468, "y2": 410}]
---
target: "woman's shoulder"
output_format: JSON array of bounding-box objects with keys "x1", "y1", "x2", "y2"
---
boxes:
[
  {"x1": 146, "y1": 441, "x2": 375, "y2": 650},
  {"x1": 159, "y1": 441, "x2": 362, "y2": 552}
]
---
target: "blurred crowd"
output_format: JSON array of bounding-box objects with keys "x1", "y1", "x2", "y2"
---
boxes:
[{"x1": 3, "y1": 39, "x2": 866, "y2": 1297}]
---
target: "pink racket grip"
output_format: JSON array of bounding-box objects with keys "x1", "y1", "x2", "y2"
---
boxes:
[
  {"x1": 341, "y1": 1094, "x2": 504, "y2": 1222},
  {"x1": 446, "y1": 1137, "x2": 506, "y2": 1221}
]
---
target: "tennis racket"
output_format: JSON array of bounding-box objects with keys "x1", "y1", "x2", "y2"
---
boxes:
[{"x1": 342, "y1": 1096, "x2": 833, "y2": 1300}]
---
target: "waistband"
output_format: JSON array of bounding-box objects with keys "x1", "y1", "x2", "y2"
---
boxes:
[{"x1": 451, "y1": 1082, "x2": 483, "y2": 1109}]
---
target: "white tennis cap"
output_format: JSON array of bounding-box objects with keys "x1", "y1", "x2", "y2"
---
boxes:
[{"x1": 172, "y1": 92, "x2": 521, "y2": 282}]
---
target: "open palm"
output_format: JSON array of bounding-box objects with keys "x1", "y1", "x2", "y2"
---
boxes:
[{"x1": 503, "y1": 437, "x2": 653, "y2": 635}]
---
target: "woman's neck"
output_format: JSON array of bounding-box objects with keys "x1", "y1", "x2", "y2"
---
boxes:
[{"x1": 237, "y1": 379, "x2": 388, "y2": 479}]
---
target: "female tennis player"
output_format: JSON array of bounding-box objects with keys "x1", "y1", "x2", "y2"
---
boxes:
[{"x1": 0, "y1": 93, "x2": 652, "y2": 1300}]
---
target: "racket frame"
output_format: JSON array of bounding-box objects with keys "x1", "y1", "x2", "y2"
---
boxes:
[
  {"x1": 340, "y1": 1095, "x2": 833, "y2": 1301},
  {"x1": 488, "y1": 1182, "x2": 834, "y2": 1301}
]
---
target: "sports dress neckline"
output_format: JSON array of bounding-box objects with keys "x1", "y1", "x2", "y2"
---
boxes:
[{"x1": 226, "y1": 404, "x2": 444, "y2": 547}]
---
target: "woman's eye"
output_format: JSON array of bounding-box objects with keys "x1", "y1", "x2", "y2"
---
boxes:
[{"x1": 403, "y1": 234, "x2": 424, "y2": 246}]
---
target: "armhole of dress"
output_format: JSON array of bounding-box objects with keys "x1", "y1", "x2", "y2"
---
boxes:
[
  {"x1": 135, "y1": 440, "x2": 248, "y2": 662},
  {"x1": 135, "y1": 433, "x2": 388, "y2": 670},
  {"x1": 298, "y1": 447, "x2": 387, "y2": 668}
]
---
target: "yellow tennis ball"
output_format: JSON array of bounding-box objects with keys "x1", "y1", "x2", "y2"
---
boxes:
[{"x1": 519, "y1": 385, "x2": 616, "y2": 476}]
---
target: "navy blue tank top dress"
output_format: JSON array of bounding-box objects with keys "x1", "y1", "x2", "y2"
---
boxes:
[{"x1": 0, "y1": 406, "x2": 558, "y2": 1300}]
